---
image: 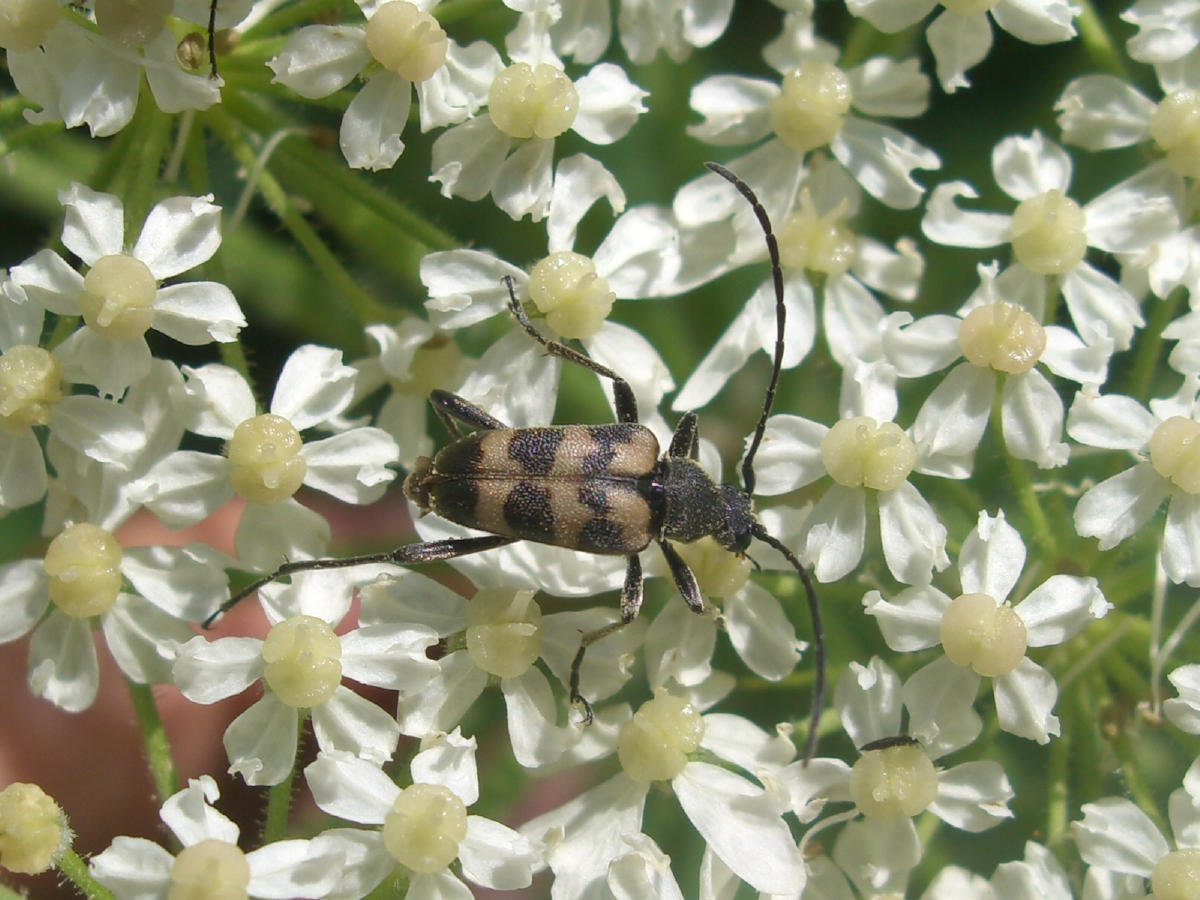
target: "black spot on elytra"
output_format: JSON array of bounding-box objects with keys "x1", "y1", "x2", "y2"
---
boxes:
[
  {"x1": 508, "y1": 429, "x2": 561, "y2": 475},
  {"x1": 582, "y1": 423, "x2": 637, "y2": 473},
  {"x1": 435, "y1": 435, "x2": 484, "y2": 475},
  {"x1": 579, "y1": 516, "x2": 624, "y2": 553},
  {"x1": 577, "y1": 484, "x2": 609, "y2": 516},
  {"x1": 503, "y1": 481, "x2": 556, "y2": 541},
  {"x1": 429, "y1": 475, "x2": 478, "y2": 521}
]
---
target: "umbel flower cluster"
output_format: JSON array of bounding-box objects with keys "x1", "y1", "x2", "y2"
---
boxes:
[{"x1": 2, "y1": 0, "x2": 1200, "y2": 897}]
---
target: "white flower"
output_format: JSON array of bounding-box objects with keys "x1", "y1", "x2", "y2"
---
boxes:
[
  {"x1": 1165, "y1": 664, "x2": 1200, "y2": 732},
  {"x1": 846, "y1": 0, "x2": 1078, "y2": 93},
  {"x1": 0, "y1": 281, "x2": 147, "y2": 513},
  {"x1": 134, "y1": 344, "x2": 399, "y2": 572},
  {"x1": 1067, "y1": 382, "x2": 1200, "y2": 586},
  {"x1": 0, "y1": 520, "x2": 226, "y2": 713},
  {"x1": 7, "y1": 183, "x2": 244, "y2": 395},
  {"x1": 884, "y1": 260, "x2": 1112, "y2": 475},
  {"x1": 754, "y1": 409, "x2": 950, "y2": 585},
  {"x1": 678, "y1": 5, "x2": 937, "y2": 216},
  {"x1": 673, "y1": 154, "x2": 922, "y2": 415},
  {"x1": 922, "y1": 129, "x2": 1179, "y2": 350},
  {"x1": 429, "y1": 42, "x2": 647, "y2": 220},
  {"x1": 778, "y1": 657, "x2": 1014, "y2": 840},
  {"x1": 90, "y1": 776, "x2": 344, "y2": 899},
  {"x1": 7, "y1": 15, "x2": 220, "y2": 138},
  {"x1": 360, "y1": 569, "x2": 642, "y2": 768},
  {"x1": 520, "y1": 689, "x2": 806, "y2": 897},
  {"x1": 865, "y1": 509, "x2": 1111, "y2": 743},
  {"x1": 173, "y1": 569, "x2": 439, "y2": 785},
  {"x1": 305, "y1": 735, "x2": 542, "y2": 899},
  {"x1": 1074, "y1": 759, "x2": 1200, "y2": 894},
  {"x1": 269, "y1": 0, "x2": 496, "y2": 170}
]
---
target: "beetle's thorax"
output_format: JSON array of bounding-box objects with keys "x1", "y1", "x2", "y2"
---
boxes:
[{"x1": 653, "y1": 457, "x2": 755, "y2": 552}]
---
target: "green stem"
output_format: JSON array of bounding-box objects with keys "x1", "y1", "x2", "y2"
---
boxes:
[
  {"x1": 1128, "y1": 287, "x2": 1184, "y2": 401},
  {"x1": 55, "y1": 848, "x2": 116, "y2": 900},
  {"x1": 242, "y1": 0, "x2": 351, "y2": 40},
  {"x1": 1074, "y1": 0, "x2": 1130, "y2": 79},
  {"x1": 992, "y1": 380, "x2": 1057, "y2": 561},
  {"x1": 126, "y1": 681, "x2": 178, "y2": 806},
  {"x1": 1045, "y1": 721, "x2": 1069, "y2": 845},
  {"x1": 261, "y1": 720, "x2": 302, "y2": 844},
  {"x1": 122, "y1": 102, "x2": 174, "y2": 232},
  {"x1": 204, "y1": 106, "x2": 389, "y2": 348},
  {"x1": 1113, "y1": 726, "x2": 1168, "y2": 836}
]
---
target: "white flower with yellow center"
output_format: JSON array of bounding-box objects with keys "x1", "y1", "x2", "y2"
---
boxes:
[
  {"x1": 520, "y1": 688, "x2": 806, "y2": 896},
  {"x1": 362, "y1": 569, "x2": 643, "y2": 768},
  {"x1": 304, "y1": 735, "x2": 542, "y2": 897},
  {"x1": 1067, "y1": 382, "x2": 1200, "y2": 587},
  {"x1": 429, "y1": 45, "x2": 647, "y2": 220},
  {"x1": 6, "y1": 183, "x2": 244, "y2": 396},
  {"x1": 864, "y1": 510, "x2": 1110, "y2": 743},
  {"x1": 922, "y1": 130, "x2": 1179, "y2": 351},
  {"x1": 846, "y1": 0, "x2": 1078, "y2": 93},
  {"x1": 133, "y1": 344, "x2": 399, "y2": 573},
  {"x1": 269, "y1": 0, "x2": 495, "y2": 170},
  {"x1": 754, "y1": 408, "x2": 949, "y2": 585},
  {"x1": 5, "y1": 3, "x2": 222, "y2": 138},
  {"x1": 1074, "y1": 761, "x2": 1200, "y2": 899},
  {"x1": 90, "y1": 776, "x2": 343, "y2": 899},
  {"x1": 0, "y1": 519, "x2": 226, "y2": 712},
  {"x1": 883, "y1": 260, "x2": 1112, "y2": 475},
  {"x1": 677, "y1": 4, "x2": 937, "y2": 220},
  {"x1": 173, "y1": 569, "x2": 439, "y2": 786},
  {"x1": 779, "y1": 657, "x2": 1014, "y2": 855}
]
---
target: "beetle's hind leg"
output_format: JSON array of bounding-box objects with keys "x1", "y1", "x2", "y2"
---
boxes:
[
  {"x1": 502, "y1": 275, "x2": 639, "y2": 425},
  {"x1": 569, "y1": 554, "x2": 644, "y2": 722}
]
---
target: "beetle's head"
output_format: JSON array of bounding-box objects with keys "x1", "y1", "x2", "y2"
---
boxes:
[{"x1": 716, "y1": 483, "x2": 755, "y2": 554}]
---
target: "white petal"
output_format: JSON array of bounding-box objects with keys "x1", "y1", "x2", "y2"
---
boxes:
[
  {"x1": 417, "y1": 38, "x2": 504, "y2": 130},
  {"x1": 921, "y1": 181, "x2": 1011, "y2": 247},
  {"x1": 1001, "y1": 369, "x2": 1068, "y2": 468},
  {"x1": 7, "y1": 248, "x2": 83, "y2": 316},
  {"x1": 847, "y1": 55, "x2": 930, "y2": 118},
  {"x1": 492, "y1": 138, "x2": 556, "y2": 221},
  {"x1": 54, "y1": 327, "x2": 152, "y2": 396},
  {"x1": 830, "y1": 117, "x2": 940, "y2": 209},
  {"x1": 862, "y1": 584, "x2": 950, "y2": 651},
  {"x1": 310, "y1": 686, "x2": 401, "y2": 763},
  {"x1": 135, "y1": 450, "x2": 232, "y2": 528},
  {"x1": 133, "y1": 194, "x2": 223, "y2": 280},
  {"x1": 1164, "y1": 664, "x2": 1200, "y2": 733},
  {"x1": 161, "y1": 776, "x2": 238, "y2": 845},
  {"x1": 834, "y1": 657, "x2": 903, "y2": 748},
  {"x1": 993, "y1": 657, "x2": 1060, "y2": 743},
  {"x1": 992, "y1": 0, "x2": 1078, "y2": 42},
  {"x1": 546, "y1": 153, "x2": 626, "y2": 252},
  {"x1": 1056, "y1": 75, "x2": 1155, "y2": 151},
  {"x1": 224, "y1": 695, "x2": 299, "y2": 785},
  {"x1": 58, "y1": 182, "x2": 123, "y2": 264},
  {"x1": 594, "y1": 206, "x2": 682, "y2": 298},
  {"x1": 699, "y1": 712, "x2": 798, "y2": 773},
  {"x1": 572, "y1": 63, "x2": 648, "y2": 144},
  {"x1": 804, "y1": 484, "x2": 867, "y2": 583},
  {"x1": 673, "y1": 762, "x2": 806, "y2": 895},
  {"x1": 420, "y1": 248, "x2": 525, "y2": 330},
  {"x1": 958, "y1": 509, "x2": 1025, "y2": 600},
  {"x1": 1040, "y1": 324, "x2": 1112, "y2": 387},
  {"x1": 608, "y1": 833, "x2": 685, "y2": 900},
  {"x1": 723, "y1": 582, "x2": 803, "y2": 680},
  {"x1": 305, "y1": 751, "x2": 398, "y2": 823},
  {"x1": 644, "y1": 601, "x2": 716, "y2": 690},
  {"x1": 1084, "y1": 163, "x2": 1181, "y2": 254},
  {"x1": 339, "y1": 71, "x2": 411, "y2": 170},
  {"x1": 181, "y1": 362, "x2": 257, "y2": 437},
  {"x1": 832, "y1": 817, "x2": 922, "y2": 897},
  {"x1": 844, "y1": 0, "x2": 936, "y2": 32},
  {"x1": 1061, "y1": 263, "x2": 1145, "y2": 351},
  {"x1": 101, "y1": 594, "x2": 191, "y2": 684},
  {"x1": 991, "y1": 129, "x2": 1072, "y2": 199},
  {"x1": 902, "y1": 657, "x2": 983, "y2": 757},
  {"x1": 28, "y1": 612, "x2": 99, "y2": 712},
  {"x1": 1075, "y1": 797, "x2": 1167, "y2": 877},
  {"x1": 1073, "y1": 463, "x2": 1169, "y2": 550},
  {"x1": 910, "y1": 362, "x2": 993, "y2": 478},
  {"x1": 1066, "y1": 390, "x2": 1156, "y2": 449},
  {"x1": 0, "y1": 429, "x2": 47, "y2": 513},
  {"x1": 267, "y1": 25, "x2": 369, "y2": 98},
  {"x1": 340, "y1": 623, "x2": 440, "y2": 687},
  {"x1": 927, "y1": 9, "x2": 992, "y2": 93},
  {"x1": 929, "y1": 761, "x2": 1014, "y2": 831},
  {"x1": 122, "y1": 544, "x2": 229, "y2": 622},
  {"x1": 429, "y1": 117, "x2": 512, "y2": 203},
  {"x1": 460, "y1": 816, "x2": 540, "y2": 889},
  {"x1": 174, "y1": 635, "x2": 264, "y2": 702},
  {"x1": 754, "y1": 415, "x2": 828, "y2": 494},
  {"x1": 411, "y1": 729, "x2": 479, "y2": 804},
  {"x1": 1164, "y1": 491, "x2": 1200, "y2": 586},
  {"x1": 89, "y1": 836, "x2": 173, "y2": 896},
  {"x1": 1017, "y1": 574, "x2": 1110, "y2": 645},
  {"x1": 686, "y1": 74, "x2": 776, "y2": 145},
  {"x1": 152, "y1": 282, "x2": 245, "y2": 344},
  {"x1": 271, "y1": 344, "x2": 356, "y2": 429},
  {"x1": 49, "y1": 394, "x2": 145, "y2": 468},
  {"x1": 300, "y1": 428, "x2": 398, "y2": 503},
  {"x1": 502, "y1": 668, "x2": 572, "y2": 768},
  {"x1": 245, "y1": 838, "x2": 345, "y2": 899},
  {"x1": 395, "y1": 651, "x2": 487, "y2": 737},
  {"x1": 878, "y1": 481, "x2": 949, "y2": 586},
  {"x1": 233, "y1": 499, "x2": 332, "y2": 573},
  {"x1": 0, "y1": 559, "x2": 49, "y2": 643}
]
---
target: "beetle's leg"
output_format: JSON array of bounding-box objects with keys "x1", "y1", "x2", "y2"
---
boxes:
[
  {"x1": 667, "y1": 411, "x2": 699, "y2": 460},
  {"x1": 204, "y1": 534, "x2": 517, "y2": 627},
  {"x1": 658, "y1": 540, "x2": 704, "y2": 614},
  {"x1": 207, "y1": 0, "x2": 219, "y2": 77},
  {"x1": 568, "y1": 554, "x2": 643, "y2": 722},
  {"x1": 502, "y1": 275, "x2": 639, "y2": 425},
  {"x1": 428, "y1": 389, "x2": 508, "y2": 438}
]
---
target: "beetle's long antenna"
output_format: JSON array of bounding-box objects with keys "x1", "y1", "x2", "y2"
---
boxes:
[
  {"x1": 704, "y1": 161, "x2": 785, "y2": 497},
  {"x1": 751, "y1": 524, "x2": 824, "y2": 764}
]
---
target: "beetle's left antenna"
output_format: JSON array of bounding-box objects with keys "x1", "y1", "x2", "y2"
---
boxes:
[{"x1": 704, "y1": 161, "x2": 785, "y2": 498}]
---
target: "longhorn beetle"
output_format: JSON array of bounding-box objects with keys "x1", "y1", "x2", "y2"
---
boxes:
[{"x1": 205, "y1": 162, "x2": 825, "y2": 761}]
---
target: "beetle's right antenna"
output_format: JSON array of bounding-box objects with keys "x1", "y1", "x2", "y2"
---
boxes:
[{"x1": 704, "y1": 161, "x2": 785, "y2": 498}]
